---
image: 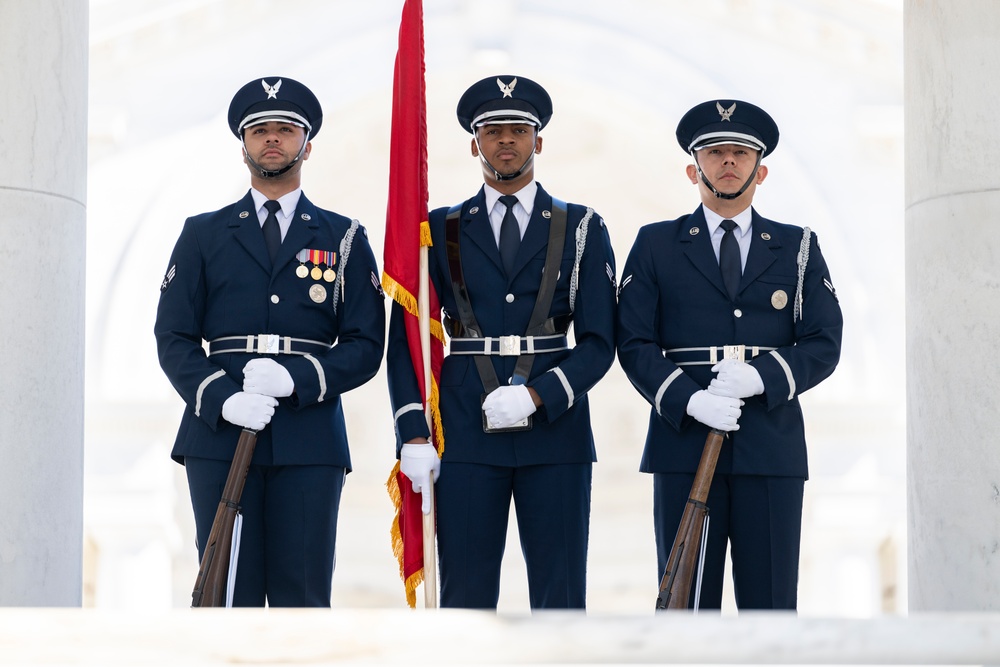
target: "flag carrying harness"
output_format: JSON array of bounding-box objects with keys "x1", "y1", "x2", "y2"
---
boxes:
[{"x1": 444, "y1": 198, "x2": 569, "y2": 431}]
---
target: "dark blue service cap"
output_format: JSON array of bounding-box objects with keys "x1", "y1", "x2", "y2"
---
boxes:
[
  {"x1": 456, "y1": 75, "x2": 553, "y2": 134},
  {"x1": 676, "y1": 99, "x2": 779, "y2": 157},
  {"x1": 228, "y1": 76, "x2": 323, "y2": 139}
]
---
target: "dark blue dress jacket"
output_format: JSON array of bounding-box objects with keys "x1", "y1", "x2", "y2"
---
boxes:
[
  {"x1": 155, "y1": 190, "x2": 385, "y2": 469},
  {"x1": 616, "y1": 205, "x2": 842, "y2": 478},
  {"x1": 387, "y1": 184, "x2": 617, "y2": 466}
]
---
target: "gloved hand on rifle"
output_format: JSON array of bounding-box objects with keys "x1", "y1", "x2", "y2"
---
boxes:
[
  {"x1": 401, "y1": 441, "x2": 441, "y2": 515},
  {"x1": 708, "y1": 359, "x2": 764, "y2": 399},
  {"x1": 686, "y1": 389, "x2": 743, "y2": 431},
  {"x1": 242, "y1": 358, "x2": 295, "y2": 398},
  {"x1": 482, "y1": 385, "x2": 537, "y2": 429},
  {"x1": 222, "y1": 391, "x2": 278, "y2": 430}
]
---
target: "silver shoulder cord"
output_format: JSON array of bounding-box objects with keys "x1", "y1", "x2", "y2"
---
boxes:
[
  {"x1": 794, "y1": 227, "x2": 811, "y2": 323},
  {"x1": 333, "y1": 220, "x2": 360, "y2": 315},
  {"x1": 568, "y1": 207, "x2": 595, "y2": 312}
]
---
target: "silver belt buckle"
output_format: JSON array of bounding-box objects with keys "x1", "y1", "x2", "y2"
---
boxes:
[
  {"x1": 257, "y1": 334, "x2": 280, "y2": 354},
  {"x1": 498, "y1": 335, "x2": 521, "y2": 356},
  {"x1": 722, "y1": 344, "x2": 746, "y2": 362}
]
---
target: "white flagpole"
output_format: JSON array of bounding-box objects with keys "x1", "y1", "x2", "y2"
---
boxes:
[{"x1": 418, "y1": 243, "x2": 438, "y2": 608}]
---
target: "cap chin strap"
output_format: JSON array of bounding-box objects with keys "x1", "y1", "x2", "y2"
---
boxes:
[
  {"x1": 692, "y1": 150, "x2": 762, "y2": 200},
  {"x1": 243, "y1": 134, "x2": 309, "y2": 179},
  {"x1": 474, "y1": 128, "x2": 537, "y2": 182}
]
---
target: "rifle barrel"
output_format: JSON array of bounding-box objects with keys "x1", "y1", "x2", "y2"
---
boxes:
[
  {"x1": 656, "y1": 428, "x2": 725, "y2": 610},
  {"x1": 191, "y1": 428, "x2": 258, "y2": 608}
]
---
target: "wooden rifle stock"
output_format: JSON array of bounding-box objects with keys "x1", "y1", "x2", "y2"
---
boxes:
[
  {"x1": 191, "y1": 428, "x2": 258, "y2": 608},
  {"x1": 655, "y1": 428, "x2": 725, "y2": 610}
]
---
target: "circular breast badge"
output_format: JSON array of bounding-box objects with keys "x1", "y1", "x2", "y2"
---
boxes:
[
  {"x1": 771, "y1": 289, "x2": 788, "y2": 310},
  {"x1": 309, "y1": 284, "x2": 328, "y2": 303}
]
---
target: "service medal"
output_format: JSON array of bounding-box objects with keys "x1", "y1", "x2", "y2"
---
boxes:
[
  {"x1": 295, "y1": 249, "x2": 311, "y2": 278},
  {"x1": 311, "y1": 266, "x2": 323, "y2": 281},
  {"x1": 309, "y1": 284, "x2": 327, "y2": 303},
  {"x1": 323, "y1": 268, "x2": 336, "y2": 282},
  {"x1": 771, "y1": 289, "x2": 788, "y2": 310}
]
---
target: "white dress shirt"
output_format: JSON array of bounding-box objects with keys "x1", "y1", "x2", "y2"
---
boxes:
[
  {"x1": 483, "y1": 181, "x2": 537, "y2": 247},
  {"x1": 702, "y1": 204, "x2": 753, "y2": 271},
  {"x1": 250, "y1": 187, "x2": 303, "y2": 242}
]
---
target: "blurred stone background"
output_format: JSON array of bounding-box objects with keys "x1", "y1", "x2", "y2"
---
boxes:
[{"x1": 84, "y1": 0, "x2": 903, "y2": 614}]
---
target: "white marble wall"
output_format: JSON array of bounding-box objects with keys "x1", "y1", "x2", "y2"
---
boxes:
[
  {"x1": 0, "y1": 0, "x2": 88, "y2": 605},
  {"x1": 906, "y1": 0, "x2": 1000, "y2": 611}
]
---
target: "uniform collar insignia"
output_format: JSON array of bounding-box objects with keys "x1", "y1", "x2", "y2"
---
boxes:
[
  {"x1": 497, "y1": 77, "x2": 517, "y2": 98},
  {"x1": 262, "y1": 79, "x2": 282, "y2": 99},
  {"x1": 717, "y1": 101, "x2": 736, "y2": 121}
]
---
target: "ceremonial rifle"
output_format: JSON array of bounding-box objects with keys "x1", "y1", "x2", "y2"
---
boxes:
[
  {"x1": 655, "y1": 428, "x2": 725, "y2": 610},
  {"x1": 191, "y1": 427, "x2": 257, "y2": 608}
]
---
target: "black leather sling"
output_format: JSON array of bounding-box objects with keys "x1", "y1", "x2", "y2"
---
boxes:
[{"x1": 445, "y1": 197, "x2": 568, "y2": 432}]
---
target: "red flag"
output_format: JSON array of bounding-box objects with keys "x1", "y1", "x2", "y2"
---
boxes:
[{"x1": 382, "y1": 0, "x2": 444, "y2": 609}]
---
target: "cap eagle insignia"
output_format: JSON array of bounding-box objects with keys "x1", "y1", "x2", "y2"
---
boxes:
[
  {"x1": 497, "y1": 77, "x2": 517, "y2": 98},
  {"x1": 262, "y1": 79, "x2": 282, "y2": 99},
  {"x1": 717, "y1": 101, "x2": 736, "y2": 121}
]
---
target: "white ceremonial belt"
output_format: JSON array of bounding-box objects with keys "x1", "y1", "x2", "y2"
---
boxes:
[
  {"x1": 207, "y1": 334, "x2": 332, "y2": 356},
  {"x1": 662, "y1": 344, "x2": 776, "y2": 366},
  {"x1": 450, "y1": 334, "x2": 568, "y2": 357}
]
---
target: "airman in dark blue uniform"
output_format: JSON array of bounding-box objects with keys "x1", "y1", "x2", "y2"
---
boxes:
[
  {"x1": 386, "y1": 75, "x2": 617, "y2": 609},
  {"x1": 616, "y1": 100, "x2": 842, "y2": 610},
  {"x1": 154, "y1": 77, "x2": 385, "y2": 607}
]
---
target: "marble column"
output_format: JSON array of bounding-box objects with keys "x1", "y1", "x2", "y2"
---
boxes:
[
  {"x1": 0, "y1": 1, "x2": 88, "y2": 605},
  {"x1": 906, "y1": 1, "x2": 1000, "y2": 611}
]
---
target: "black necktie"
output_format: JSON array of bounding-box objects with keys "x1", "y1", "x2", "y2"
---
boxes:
[
  {"x1": 498, "y1": 195, "x2": 520, "y2": 276},
  {"x1": 719, "y1": 219, "x2": 741, "y2": 299},
  {"x1": 262, "y1": 200, "x2": 282, "y2": 264}
]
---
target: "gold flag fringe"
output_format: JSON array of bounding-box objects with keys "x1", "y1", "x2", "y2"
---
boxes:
[
  {"x1": 386, "y1": 373, "x2": 445, "y2": 608},
  {"x1": 380, "y1": 272, "x2": 446, "y2": 344},
  {"x1": 387, "y1": 460, "x2": 423, "y2": 608},
  {"x1": 383, "y1": 234, "x2": 446, "y2": 606},
  {"x1": 429, "y1": 376, "x2": 444, "y2": 457}
]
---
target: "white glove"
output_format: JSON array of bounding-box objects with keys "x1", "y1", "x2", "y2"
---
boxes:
[
  {"x1": 686, "y1": 389, "x2": 743, "y2": 431},
  {"x1": 482, "y1": 385, "x2": 537, "y2": 429},
  {"x1": 400, "y1": 442, "x2": 441, "y2": 515},
  {"x1": 222, "y1": 391, "x2": 278, "y2": 430},
  {"x1": 708, "y1": 359, "x2": 764, "y2": 399},
  {"x1": 243, "y1": 358, "x2": 294, "y2": 398}
]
